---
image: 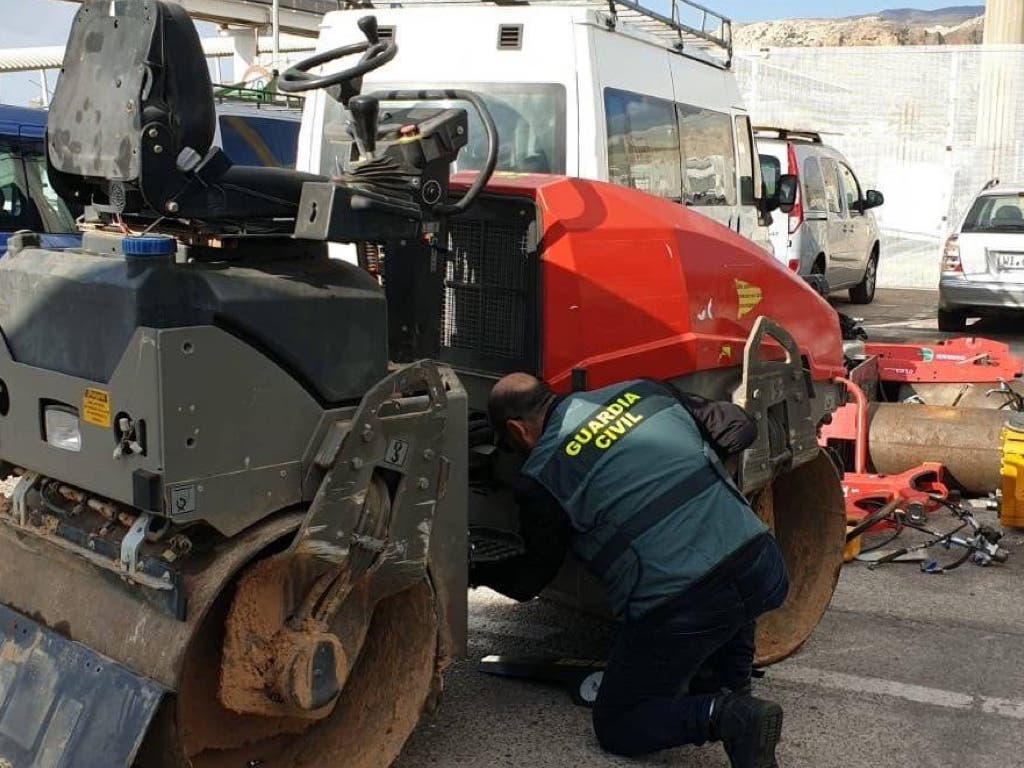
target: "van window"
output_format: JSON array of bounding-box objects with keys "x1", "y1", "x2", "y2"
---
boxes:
[
  {"x1": 819, "y1": 158, "x2": 844, "y2": 215},
  {"x1": 604, "y1": 89, "x2": 681, "y2": 201},
  {"x1": 734, "y1": 115, "x2": 756, "y2": 205},
  {"x1": 838, "y1": 163, "x2": 862, "y2": 210},
  {"x1": 761, "y1": 154, "x2": 782, "y2": 198},
  {"x1": 677, "y1": 104, "x2": 736, "y2": 206},
  {"x1": 22, "y1": 141, "x2": 77, "y2": 232},
  {"x1": 802, "y1": 157, "x2": 828, "y2": 212},
  {"x1": 0, "y1": 138, "x2": 35, "y2": 232},
  {"x1": 321, "y1": 83, "x2": 566, "y2": 177},
  {"x1": 760, "y1": 155, "x2": 781, "y2": 197}
]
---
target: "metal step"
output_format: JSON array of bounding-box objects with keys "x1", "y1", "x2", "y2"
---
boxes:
[
  {"x1": 0, "y1": 604, "x2": 164, "y2": 768},
  {"x1": 469, "y1": 526, "x2": 526, "y2": 563}
]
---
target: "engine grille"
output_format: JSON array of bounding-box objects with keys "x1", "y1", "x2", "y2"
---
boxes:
[{"x1": 439, "y1": 198, "x2": 539, "y2": 374}]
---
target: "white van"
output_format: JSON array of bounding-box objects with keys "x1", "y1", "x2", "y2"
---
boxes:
[
  {"x1": 296, "y1": 0, "x2": 773, "y2": 251},
  {"x1": 756, "y1": 127, "x2": 884, "y2": 304}
]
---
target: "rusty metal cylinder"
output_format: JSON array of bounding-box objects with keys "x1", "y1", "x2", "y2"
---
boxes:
[{"x1": 867, "y1": 403, "x2": 1008, "y2": 494}]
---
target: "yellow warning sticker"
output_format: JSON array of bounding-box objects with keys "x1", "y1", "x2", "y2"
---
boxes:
[
  {"x1": 82, "y1": 388, "x2": 112, "y2": 428},
  {"x1": 735, "y1": 280, "x2": 763, "y2": 319}
]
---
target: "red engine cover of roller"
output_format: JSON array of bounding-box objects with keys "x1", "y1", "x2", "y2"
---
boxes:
[{"x1": 459, "y1": 174, "x2": 846, "y2": 391}]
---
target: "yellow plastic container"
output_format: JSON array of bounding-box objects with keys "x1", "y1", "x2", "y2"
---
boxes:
[
  {"x1": 843, "y1": 525, "x2": 863, "y2": 563},
  {"x1": 1000, "y1": 417, "x2": 1024, "y2": 529}
]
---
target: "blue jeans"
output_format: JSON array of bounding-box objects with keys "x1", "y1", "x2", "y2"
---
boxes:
[{"x1": 592, "y1": 534, "x2": 789, "y2": 757}]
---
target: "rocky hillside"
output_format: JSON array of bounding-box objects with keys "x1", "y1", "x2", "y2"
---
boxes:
[
  {"x1": 873, "y1": 5, "x2": 982, "y2": 24},
  {"x1": 735, "y1": 6, "x2": 984, "y2": 48}
]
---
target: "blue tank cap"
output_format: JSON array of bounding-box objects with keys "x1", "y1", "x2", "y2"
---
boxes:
[{"x1": 122, "y1": 235, "x2": 177, "y2": 258}]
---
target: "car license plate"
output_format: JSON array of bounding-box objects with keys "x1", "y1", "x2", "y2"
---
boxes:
[{"x1": 997, "y1": 253, "x2": 1024, "y2": 270}]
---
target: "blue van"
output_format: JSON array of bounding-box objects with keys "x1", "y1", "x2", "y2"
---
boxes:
[{"x1": 0, "y1": 104, "x2": 80, "y2": 251}]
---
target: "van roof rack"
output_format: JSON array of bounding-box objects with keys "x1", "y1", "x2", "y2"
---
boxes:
[
  {"x1": 753, "y1": 126, "x2": 825, "y2": 144},
  {"x1": 213, "y1": 84, "x2": 305, "y2": 110},
  {"x1": 368, "y1": 0, "x2": 733, "y2": 67}
]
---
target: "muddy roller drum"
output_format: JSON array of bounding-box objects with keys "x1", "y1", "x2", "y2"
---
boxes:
[
  {"x1": 753, "y1": 451, "x2": 847, "y2": 665},
  {"x1": 867, "y1": 403, "x2": 1008, "y2": 494}
]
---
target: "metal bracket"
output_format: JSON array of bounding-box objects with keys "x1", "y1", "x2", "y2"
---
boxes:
[
  {"x1": 604, "y1": 0, "x2": 618, "y2": 28},
  {"x1": 1, "y1": 483, "x2": 184, "y2": 618},
  {"x1": 121, "y1": 512, "x2": 152, "y2": 577},
  {"x1": 11, "y1": 471, "x2": 39, "y2": 526},
  {"x1": 736, "y1": 316, "x2": 819, "y2": 494},
  {"x1": 292, "y1": 360, "x2": 450, "y2": 594},
  {"x1": 314, "y1": 421, "x2": 352, "y2": 470}
]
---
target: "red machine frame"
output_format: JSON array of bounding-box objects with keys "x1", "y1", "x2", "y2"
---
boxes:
[
  {"x1": 861, "y1": 337, "x2": 1022, "y2": 384},
  {"x1": 456, "y1": 173, "x2": 847, "y2": 392},
  {"x1": 821, "y1": 377, "x2": 950, "y2": 524}
]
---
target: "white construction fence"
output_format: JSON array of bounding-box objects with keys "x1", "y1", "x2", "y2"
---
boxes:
[{"x1": 735, "y1": 44, "x2": 1024, "y2": 289}]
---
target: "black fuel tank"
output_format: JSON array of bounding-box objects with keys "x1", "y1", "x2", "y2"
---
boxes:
[{"x1": 0, "y1": 236, "x2": 387, "y2": 404}]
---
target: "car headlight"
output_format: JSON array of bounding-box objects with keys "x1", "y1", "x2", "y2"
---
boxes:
[
  {"x1": 942, "y1": 235, "x2": 962, "y2": 273},
  {"x1": 44, "y1": 406, "x2": 82, "y2": 452}
]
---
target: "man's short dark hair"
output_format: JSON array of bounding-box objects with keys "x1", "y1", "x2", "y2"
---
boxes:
[{"x1": 488, "y1": 374, "x2": 555, "y2": 445}]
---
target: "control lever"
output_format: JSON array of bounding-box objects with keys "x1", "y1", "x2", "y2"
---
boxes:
[
  {"x1": 349, "y1": 95, "x2": 380, "y2": 159},
  {"x1": 358, "y1": 14, "x2": 379, "y2": 45}
]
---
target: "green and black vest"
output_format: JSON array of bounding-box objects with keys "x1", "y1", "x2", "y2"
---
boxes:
[{"x1": 521, "y1": 379, "x2": 767, "y2": 620}]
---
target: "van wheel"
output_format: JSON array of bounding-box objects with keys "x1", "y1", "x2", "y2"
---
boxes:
[
  {"x1": 849, "y1": 249, "x2": 878, "y2": 305},
  {"x1": 938, "y1": 308, "x2": 967, "y2": 333}
]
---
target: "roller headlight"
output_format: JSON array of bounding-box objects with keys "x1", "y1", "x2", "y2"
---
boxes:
[{"x1": 44, "y1": 406, "x2": 81, "y2": 452}]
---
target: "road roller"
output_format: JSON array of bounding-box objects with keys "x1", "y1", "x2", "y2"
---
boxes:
[{"x1": 0, "y1": 2, "x2": 850, "y2": 765}]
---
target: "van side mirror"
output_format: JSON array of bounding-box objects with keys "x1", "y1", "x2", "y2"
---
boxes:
[
  {"x1": 861, "y1": 189, "x2": 884, "y2": 211},
  {"x1": 776, "y1": 174, "x2": 798, "y2": 214}
]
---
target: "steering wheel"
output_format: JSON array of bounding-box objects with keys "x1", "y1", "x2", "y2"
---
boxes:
[{"x1": 278, "y1": 16, "x2": 397, "y2": 100}]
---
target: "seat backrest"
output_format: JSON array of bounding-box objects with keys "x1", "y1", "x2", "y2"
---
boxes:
[
  {"x1": 48, "y1": 0, "x2": 215, "y2": 185},
  {"x1": 994, "y1": 205, "x2": 1023, "y2": 223}
]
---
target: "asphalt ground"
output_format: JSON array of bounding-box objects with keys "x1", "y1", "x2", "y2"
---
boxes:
[
  {"x1": 839, "y1": 288, "x2": 1024, "y2": 357},
  {"x1": 396, "y1": 288, "x2": 1024, "y2": 768}
]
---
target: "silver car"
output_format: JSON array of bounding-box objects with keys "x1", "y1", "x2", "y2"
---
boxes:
[
  {"x1": 757, "y1": 128, "x2": 884, "y2": 304},
  {"x1": 939, "y1": 180, "x2": 1024, "y2": 331}
]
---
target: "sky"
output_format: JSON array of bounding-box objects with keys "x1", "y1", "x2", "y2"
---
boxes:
[
  {"x1": 717, "y1": 0, "x2": 976, "y2": 21},
  {"x1": 0, "y1": 0, "x2": 216, "y2": 106},
  {"x1": 0, "y1": 0, "x2": 984, "y2": 105}
]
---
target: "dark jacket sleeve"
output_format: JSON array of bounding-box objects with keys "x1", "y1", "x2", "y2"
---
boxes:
[
  {"x1": 469, "y1": 476, "x2": 570, "y2": 602},
  {"x1": 661, "y1": 381, "x2": 758, "y2": 459}
]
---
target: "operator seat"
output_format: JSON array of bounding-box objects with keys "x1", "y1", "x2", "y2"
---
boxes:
[
  {"x1": 46, "y1": 0, "x2": 321, "y2": 225},
  {"x1": 521, "y1": 151, "x2": 551, "y2": 174}
]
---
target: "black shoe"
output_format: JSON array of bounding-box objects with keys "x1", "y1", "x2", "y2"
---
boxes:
[{"x1": 711, "y1": 693, "x2": 783, "y2": 768}]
